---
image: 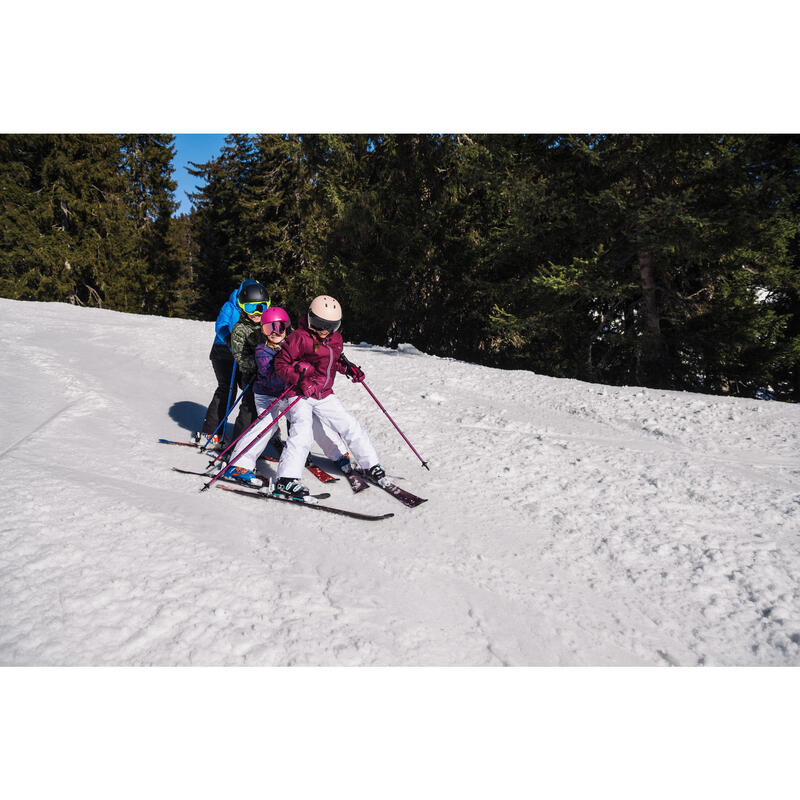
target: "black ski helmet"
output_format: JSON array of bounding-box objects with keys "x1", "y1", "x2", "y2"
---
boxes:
[
  {"x1": 237, "y1": 280, "x2": 269, "y2": 306},
  {"x1": 237, "y1": 281, "x2": 269, "y2": 318}
]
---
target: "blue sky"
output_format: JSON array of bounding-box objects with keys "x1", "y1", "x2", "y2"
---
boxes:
[{"x1": 172, "y1": 134, "x2": 229, "y2": 216}]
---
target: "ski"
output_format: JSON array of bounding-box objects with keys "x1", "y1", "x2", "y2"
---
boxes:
[
  {"x1": 358, "y1": 472, "x2": 427, "y2": 508},
  {"x1": 160, "y1": 438, "x2": 338, "y2": 484},
  {"x1": 340, "y1": 468, "x2": 370, "y2": 494},
  {"x1": 258, "y1": 454, "x2": 339, "y2": 484},
  {"x1": 171, "y1": 466, "x2": 332, "y2": 498},
  {"x1": 216, "y1": 485, "x2": 394, "y2": 521}
]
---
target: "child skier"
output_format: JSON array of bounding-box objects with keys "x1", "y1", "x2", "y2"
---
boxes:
[
  {"x1": 228, "y1": 280, "x2": 272, "y2": 445},
  {"x1": 271, "y1": 295, "x2": 385, "y2": 499},
  {"x1": 223, "y1": 306, "x2": 351, "y2": 488},
  {"x1": 198, "y1": 279, "x2": 264, "y2": 449},
  {"x1": 223, "y1": 306, "x2": 291, "y2": 487}
]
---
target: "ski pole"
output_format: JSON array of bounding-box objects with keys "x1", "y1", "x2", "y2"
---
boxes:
[
  {"x1": 220, "y1": 358, "x2": 238, "y2": 446},
  {"x1": 207, "y1": 394, "x2": 302, "y2": 486},
  {"x1": 208, "y1": 385, "x2": 293, "y2": 467},
  {"x1": 201, "y1": 395, "x2": 302, "y2": 492},
  {"x1": 199, "y1": 374, "x2": 250, "y2": 452},
  {"x1": 360, "y1": 380, "x2": 430, "y2": 470}
]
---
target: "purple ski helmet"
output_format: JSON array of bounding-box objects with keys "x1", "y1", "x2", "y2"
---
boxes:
[{"x1": 261, "y1": 306, "x2": 291, "y2": 336}]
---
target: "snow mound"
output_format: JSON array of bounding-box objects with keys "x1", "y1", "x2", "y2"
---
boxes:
[{"x1": 396, "y1": 342, "x2": 424, "y2": 355}]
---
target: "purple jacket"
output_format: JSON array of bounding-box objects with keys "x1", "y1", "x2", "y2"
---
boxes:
[
  {"x1": 253, "y1": 342, "x2": 287, "y2": 398},
  {"x1": 273, "y1": 315, "x2": 347, "y2": 399}
]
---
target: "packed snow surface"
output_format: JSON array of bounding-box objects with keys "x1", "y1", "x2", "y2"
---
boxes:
[{"x1": 1, "y1": 299, "x2": 799, "y2": 666}]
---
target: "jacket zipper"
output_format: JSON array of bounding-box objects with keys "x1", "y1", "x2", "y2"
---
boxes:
[{"x1": 324, "y1": 345, "x2": 333, "y2": 390}]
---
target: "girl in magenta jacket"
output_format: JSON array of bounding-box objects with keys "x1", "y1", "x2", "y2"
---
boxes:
[{"x1": 272, "y1": 295, "x2": 385, "y2": 498}]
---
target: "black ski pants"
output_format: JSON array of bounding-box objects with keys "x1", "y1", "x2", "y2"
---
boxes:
[{"x1": 201, "y1": 343, "x2": 256, "y2": 440}]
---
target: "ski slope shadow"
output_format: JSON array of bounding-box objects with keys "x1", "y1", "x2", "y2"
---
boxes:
[{"x1": 168, "y1": 401, "x2": 206, "y2": 433}]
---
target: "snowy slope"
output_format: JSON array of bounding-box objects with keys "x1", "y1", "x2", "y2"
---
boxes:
[{"x1": 1, "y1": 298, "x2": 798, "y2": 666}]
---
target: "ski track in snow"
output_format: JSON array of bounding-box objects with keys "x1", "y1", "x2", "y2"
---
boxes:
[{"x1": 1, "y1": 299, "x2": 799, "y2": 666}]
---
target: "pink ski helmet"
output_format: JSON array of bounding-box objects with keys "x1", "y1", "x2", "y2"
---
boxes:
[{"x1": 261, "y1": 306, "x2": 291, "y2": 336}]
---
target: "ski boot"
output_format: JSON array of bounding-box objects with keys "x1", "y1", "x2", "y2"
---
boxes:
[
  {"x1": 273, "y1": 477, "x2": 310, "y2": 499},
  {"x1": 205, "y1": 435, "x2": 224, "y2": 452},
  {"x1": 195, "y1": 431, "x2": 224, "y2": 452},
  {"x1": 364, "y1": 463, "x2": 388, "y2": 486},
  {"x1": 223, "y1": 466, "x2": 264, "y2": 488}
]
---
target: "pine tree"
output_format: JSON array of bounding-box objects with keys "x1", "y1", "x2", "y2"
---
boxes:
[
  {"x1": 119, "y1": 134, "x2": 187, "y2": 315},
  {"x1": 0, "y1": 134, "x2": 141, "y2": 309},
  {"x1": 187, "y1": 134, "x2": 258, "y2": 317},
  {"x1": 319, "y1": 134, "x2": 478, "y2": 352},
  {"x1": 246, "y1": 134, "x2": 326, "y2": 310}
]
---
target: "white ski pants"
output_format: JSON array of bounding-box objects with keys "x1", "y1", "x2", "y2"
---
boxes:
[
  {"x1": 227, "y1": 393, "x2": 347, "y2": 473},
  {"x1": 227, "y1": 392, "x2": 287, "y2": 473},
  {"x1": 277, "y1": 393, "x2": 380, "y2": 480}
]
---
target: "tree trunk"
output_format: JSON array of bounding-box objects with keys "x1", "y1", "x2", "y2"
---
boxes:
[
  {"x1": 637, "y1": 251, "x2": 666, "y2": 386},
  {"x1": 638, "y1": 251, "x2": 660, "y2": 338}
]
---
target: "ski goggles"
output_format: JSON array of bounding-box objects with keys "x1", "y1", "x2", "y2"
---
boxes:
[
  {"x1": 263, "y1": 320, "x2": 288, "y2": 335},
  {"x1": 241, "y1": 301, "x2": 269, "y2": 315},
  {"x1": 307, "y1": 310, "x2": 341, "y2": 333}
]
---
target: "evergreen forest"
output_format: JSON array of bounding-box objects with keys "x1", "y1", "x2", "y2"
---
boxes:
[{"x1": 2, "y1": 133, "x2": 799, "y2": 401}]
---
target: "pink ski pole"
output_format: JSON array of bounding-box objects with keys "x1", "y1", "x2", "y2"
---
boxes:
[
  {"x1": 201, "y1": 395, "x2": 302, "y2": 492},
  {"x1": 208, "y1": 385, "x2": 294, "y2": 467},
  {"x1": 360, "y1": 380, "x2": 430, "y2": 470}
]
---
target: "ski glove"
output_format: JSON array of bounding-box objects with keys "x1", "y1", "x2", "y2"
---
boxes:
[
  {"x1": 294, "y1": 361, "x2": 313, "y2": 376},
  {"x1": 298, "y1": 377, "x2": 320, "y2": 398},
  {"x1": 344, "y1": 363, "x2": 365, "y2": 383}
]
